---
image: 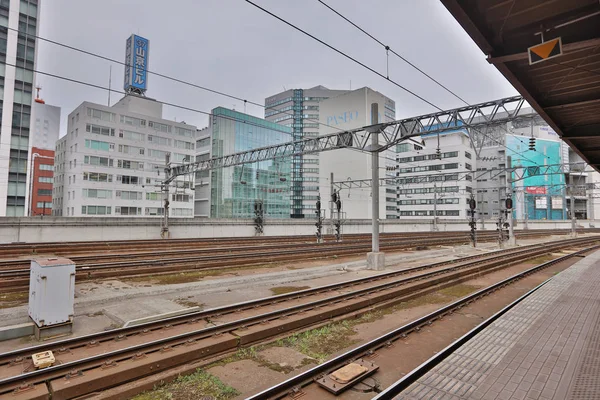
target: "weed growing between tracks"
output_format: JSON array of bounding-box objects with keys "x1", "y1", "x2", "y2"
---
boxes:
[
  {"x1": 0, "y1": 291, "x2": 28, "y2": 308},
  {"x1": 270, "y1": 286, "x2": 311, "y2": 296},
  {"x1": 132, "y1": 369, "x2": 239, "y2": 400}
]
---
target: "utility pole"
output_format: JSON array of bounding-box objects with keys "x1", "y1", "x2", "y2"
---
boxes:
[
  {"x1": 506, "y1": 156, "x2": 516, "y2": 246},
  {"x1": 330, "y1": 172, "x2": 335, "y2": 234},
  {"x1": 570, "y1": 174, "x2": 577, "y2": 237},
  {"x1": 433, "y1": 183, "x2": 438, "y2": 231},
  {"x1": 161, "y1": 153, "x2": 171, "y2": 239},
  {"x1": 367, "y1": 103, "x2": 384, "y2": 270}
]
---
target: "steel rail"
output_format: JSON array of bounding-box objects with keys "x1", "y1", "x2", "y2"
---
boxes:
[
  {"x1": 0, "y1": 235, "x2": 595, "y2": 367},
  {"x1": 0, "y1": 234, "x2": 506, "y2": 279},
  {"x1": 247, "y1": 244, "x2": 599, "y2": 399},
  {"x1": 372, "y1": 279, "x2": 553, "y2": 399},
  {"x1": 0, "y1": 237, "x2": 596, "y2": 393},
  {"x1": 0, "y1": 230, "x2": 578, "y2": 278}
]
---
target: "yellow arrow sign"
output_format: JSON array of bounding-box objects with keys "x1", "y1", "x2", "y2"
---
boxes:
[{"x1": 528, "y1": 37, "x2": 562, "y2": 65}]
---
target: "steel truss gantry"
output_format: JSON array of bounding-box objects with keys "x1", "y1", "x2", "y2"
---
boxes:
[
  {"x1": 165, "y1": 96, "x2": 531, "y2": 184},
  {"x1": 333, "y1": 162, "x2": 591, "y2": 190}
]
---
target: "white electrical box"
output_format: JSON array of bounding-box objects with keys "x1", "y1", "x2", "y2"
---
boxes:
[{"x1": 28, "y1": 258, "x2": 75, "y2": 327}]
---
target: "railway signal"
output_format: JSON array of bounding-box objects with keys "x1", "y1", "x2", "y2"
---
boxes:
[
  {"x1": 254, "y1": 200, "x2": 264, "y2": 235},
  {"x1": 334, "y1": 198, "x2": 343, "y2": 242},
  {"x1": 468, "y1": 197, "x2": 477, "y2": 247},
  {"x1": 529, "y1": 137, "x2": 536, "y2": 150},
  {"x1": 315, "y1": 196, "x2": 323, "y2": 243}
]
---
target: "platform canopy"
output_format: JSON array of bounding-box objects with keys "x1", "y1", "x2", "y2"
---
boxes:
[{"x1": 441, "y1": 0, "x2": 600, "y2": 169}]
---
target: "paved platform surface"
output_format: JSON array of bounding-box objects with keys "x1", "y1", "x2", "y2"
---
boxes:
[{"x1": 397, "y1": 249, "x2": 600, "y2": 400}]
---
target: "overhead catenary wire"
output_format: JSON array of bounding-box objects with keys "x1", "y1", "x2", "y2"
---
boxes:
[
  {"x1": 244, "y1": 0, "x2": 443, "y2": 112},
  {"x1": 244, "y1": 0, "x2": 545, "y2": 166},
  {"x1": 315, "y1": 0, "x2": 470, "y2": 106}
]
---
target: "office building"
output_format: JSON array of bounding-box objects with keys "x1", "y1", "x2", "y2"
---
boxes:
[
  {"x1": 318, "y1": 87, "x2": 397, "y2": 220},
  {"x1": 264, "y1": 86, "x2": 349, "y2": 218},
  {"x1": 29, "y1": 146, "x2": 53, "y2": 215},
  {"x1": 53, "y1": 94, "x2": 197, "y2": 217},
  {"x1": 395, "y1": 129, "x2": 475, "y2": 220},
  {"x1": 0, "y1": 0, "x2": 40, "y2": 216},
  {"x1": 26, "y1": 92, "x2": 60, "y2": 215},
  {"x1": 194, "y1": 107, "x2": 291, "y2": 219},
  {"x1": 394, "y1": 109, "x2": 600, "y2": 222}
]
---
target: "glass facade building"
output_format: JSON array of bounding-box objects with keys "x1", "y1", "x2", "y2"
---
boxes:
[
  {"x1": 209, "y1": 107, "x2": 292, "y2": 219},
  {"x1": 0, "y1": 0, "x2": 40, "y2": 216}
]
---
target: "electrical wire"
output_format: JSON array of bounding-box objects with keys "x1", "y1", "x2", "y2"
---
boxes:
[
  {"x1": 245, "y1": 0, "x2": 442, "y2": 111},
  {"x1": 9, "y1": 26, "x2": 362, "y2": 141},
  {"x1": 244, "y1": 0, "x2": 546, "y2": 166},
  {"x1": 315, "y1": 0, "x2": 470, "y2": 106}
]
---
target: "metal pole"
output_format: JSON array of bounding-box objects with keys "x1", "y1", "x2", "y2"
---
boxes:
[
  {"x1": 330, "y1": 172, "x2": 334, "y2": 234},
  {"x1": 371, "y1": 104, "x2": 380, "y2": 253},
  {"x1": 162, "y1": 153, "x2": 171, "y2": 239},
  {"x1": 570, "y1": 174, "x2": 576, "y2": 237},
  {"x1": 507, "y1": 156, "x2": 515, "y2": 246},
  {"x1": 433, "y1": 183, "x2": 438, "y2": 231},
  {"x1": 367, "y1": 103, "x2": 384, "y2": 270}
]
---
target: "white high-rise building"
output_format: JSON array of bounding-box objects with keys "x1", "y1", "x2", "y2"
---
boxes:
[
  {"x1": 318, "y1": 87, "x2": 397, "y2": 220},
  {"x1": 53, "y1": 95, "x2": 197, "y2": 218},
  {"x1": 264, "y1": 86, "x2": 349, "y2": 218},
  {"x1": 0, "y1": 0, "x2": 41, "y2": 216}
]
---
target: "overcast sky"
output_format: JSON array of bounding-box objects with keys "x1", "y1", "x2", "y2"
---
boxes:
[{"x1": 37, "y1": 0, "x2": 518, "y2": 136}]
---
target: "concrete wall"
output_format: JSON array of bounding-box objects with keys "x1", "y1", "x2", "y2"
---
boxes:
[{"x1": 0, "y1": 216, "x2": 594, "y2": 244}]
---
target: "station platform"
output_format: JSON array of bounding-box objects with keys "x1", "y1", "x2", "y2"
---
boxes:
[{"x1": 396, "y1": 249, "x2": 600, "y2": 400}]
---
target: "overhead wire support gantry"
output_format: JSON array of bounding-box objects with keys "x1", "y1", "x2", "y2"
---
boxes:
[{"x1": 165, "y1": 96, "x2": 530, "y2": 184}]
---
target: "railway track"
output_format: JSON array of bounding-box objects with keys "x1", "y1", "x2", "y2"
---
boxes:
[
  {"x1": 0, "y1": 229, "x2": 593, "y2": 258},
  {"x1": 0, "y1": 230, "x2": 584, "y2": 292},
  {"x1": 1, "y1": 236, "x2": 597, "y2": 400},
  {"x1": 248, "y1": 244, "x2": 598, "y2": 400}
]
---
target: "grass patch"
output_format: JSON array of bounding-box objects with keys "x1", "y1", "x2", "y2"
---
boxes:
[
  {"x1": 270, "y1": 286, "x2": 310, "y2": 296},
  {"x1": 132, "y1": 369, "x2": 238, "y2": 400},
  {"x1": 392, "y1": 284, "x2": 480, "y2": 311},
  {"x1": 528, "y1": 254, "x2": 558, "y2": 264},
  {"x1": 276, "y1": 320, "x2": 361, "y2": 363},
  {"x1": 123, "y1": 263, "x2": 285, "y2": 286},
  {"x1": 0, "y1": 291, "x2": 28, "y2": 309}
]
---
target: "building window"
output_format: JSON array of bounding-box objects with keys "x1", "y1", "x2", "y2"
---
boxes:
[
  {"x1": 38, "y1": 164, "x2": 53, "y2": 171},
  {"x1": 86, "y1": 123, "x2": 115, "y2": 137},
  {"x1": 83, "y1": 188, "x2": 112, "y2": 199},
  {"x1": 116, "y1": 175, "x2": 140, "y2": 185},
  {"x1": 149, "y1": 121, "x2": 172, "y2": 133},
  {"x1": 38, "y1": 176, "x2": 52, "y2": 183},
  {"x1": 87, "y1": 107, "x2": 115, "y2": 122},
  {"x1": 37, "y1": 189, "x2": 52, "y2": 196},
  {"x1": 82, "y1": 205, "x2": 111, "y2": 215},
  {"x1": 115, "y1": 206, "x2": 142, "y2": 215},
  {"x1": 120, "y1": 115, "x2": 146, "y2": 127},
  {"x1": 115, "y1": 190, "x2": 142, "y2": 200}
]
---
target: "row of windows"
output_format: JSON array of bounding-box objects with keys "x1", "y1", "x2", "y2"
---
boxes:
[
  {"x1": 83, "y1": 172, "x2": 112, "y2": 182},
  {"x1": 397, "y1": 151, "x2": 458, "y2": 163},
  {"x1": 398, "y1": 198, "x2": 460, "y2": 206},
  {"x1": 36, "y1": 202, "x2": 52, "y2": 209},
  {"x1": 37, "y1": 189, "x2": 52, "y2": 196},
  {"x1": 399, "y1": 210, "x2": 461, "y2": 217},
  {"x1": 38, "y1": 164, "x2": 53, "y2": 171},
  {"x1": 117, "y1": 159, "x2": 144, "y2": 170},
  {"x1": 398, "y1": 186, "x2": 461, "y2": 195},
  {"x1": 77, "y1": 205, "x2": 193, "y2": 217},
  {"x1": 38, "y1": 176, "x2": 52, "y2": 183},
  {"x1": 83, "y1": 188, "x2": 112, "y2": 199},
  {"x1": 398, "y1": 163, "x2": 459, "y2": 174},
  {"x1": 81, "y1": 205, "x2": 111, "y2": 215},
  {"x1": 116, "y1": 190, "x2": 142, "y2": 200},
  {"x1": 85, "y1": 139, "x2": 113, "y2": 152}
]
